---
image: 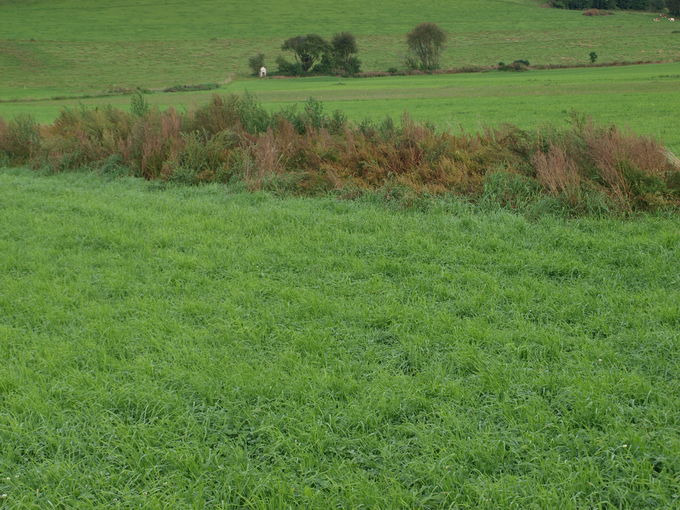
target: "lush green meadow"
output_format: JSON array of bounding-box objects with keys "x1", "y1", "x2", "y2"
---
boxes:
[
  {"x1": 1, "y1": 0, "x2": 679, "y2": 99},
  {"x1": 2, "y1": 0, "x2": 680, "y2": 507},
  {"x1": 1, "y1": 169, "x2": 679, "y2": 508}
]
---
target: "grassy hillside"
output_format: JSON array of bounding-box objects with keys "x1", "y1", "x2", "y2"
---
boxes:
[
  {"x1": 1, "y1": 169, "x2": 679, "y2": 508},
  {"x1": 3, "y1": 63, "x2": 679, "y2": 153},
  {"x1": 1, "y1": 0, "x2": 678, "y2": 98}
]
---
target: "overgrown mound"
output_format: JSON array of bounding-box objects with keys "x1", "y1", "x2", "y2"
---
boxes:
[{"x1": 1, "y1": 94, "x2": 678, "y2": 214}]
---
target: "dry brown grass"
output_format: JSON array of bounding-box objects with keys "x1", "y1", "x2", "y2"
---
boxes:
[
  {"x1": 251, "y1": 130, "x2": 283, "y2": 179},
  {"x1": 0, "y1": 117, "x2": 9, "y2": 155},
  {"x1": 532, "y1": 144, "x2": 581, "y2": 204},
  {"x1": 583, "y1": 124, "x2": 670, "y2": 206},
  {"x1": 582, "y1": 9, "x2": 613, "y2": 17}
]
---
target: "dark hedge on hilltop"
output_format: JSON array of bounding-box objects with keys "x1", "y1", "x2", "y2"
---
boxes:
[{"x1": 549, "y1": 0, "x2": 670, "y2": 10}]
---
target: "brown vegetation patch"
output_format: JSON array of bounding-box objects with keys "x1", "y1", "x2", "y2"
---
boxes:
[
  {"x1": 0, "y1": 95, "x2": 677, "y2": 213},
  {"x1": 583, "y1": 9, "x2": 614, "y2": 16}
]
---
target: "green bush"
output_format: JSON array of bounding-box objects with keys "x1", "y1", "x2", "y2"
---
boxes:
[
  {"x1": 667, "y1": 171, "x2": 680, "y2": 194},
  {"x1": 98, "y1": 154, "x2": 131, "y2": 178},
  {"x1": 130, "y1": 90, "x2": 149, "y2": 117},
  {"x1": 275, "y1": 55, "x2": 304, "y2": 76},
  {"x1": 498, "y1": 60, "x2": 531, "y2": 71},
  {"x1": 247, "y1": 53, "x2": 266, "y2": 76},
  {"x1": 406, "y1": 23, "x2": 447, "y2": 71},
  {"x1": 481, "y1": 172, "x2": 542, "y2": 210},
  {"x1": 163, "y1": 84, "x2": 220, "y2": 93}
]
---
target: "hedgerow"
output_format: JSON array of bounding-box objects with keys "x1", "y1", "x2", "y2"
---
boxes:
[
  {"x1": 549, "y1": 0, "x2": 667, "y2": 11},
  {"x1": 1, "y1": 95, "x2": 678, "y2": 214}
]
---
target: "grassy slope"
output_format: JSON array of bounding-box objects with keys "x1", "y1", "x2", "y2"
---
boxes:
[
  {"x1": 1, "y1": 169, "x2": 679, "y2": 508},
  {"x1": 1, "y1": 0, "x2": 678, "y2": 97},
  {"x1": 2, "y1": 63, "x2": 680, "y2": 152}
]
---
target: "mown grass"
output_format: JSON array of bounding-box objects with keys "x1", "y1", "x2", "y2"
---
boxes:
[
  {"x1": 2, "y1": 63, "x2": 679, "y2": 153},
  {"x1": 1, "y1": 0, "x2": 678, "y2": 98},
  {"x1": 1, "y1": 169, "x2": 679, "y2": 508}
]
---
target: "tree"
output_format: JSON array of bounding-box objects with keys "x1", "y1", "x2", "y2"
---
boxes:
[
  {"x1": 248, "y1": 54, "x2": 265, "y2": 76},
  {"x1": 406, "y1": 23, "x2": 447, "y2": 71},
  {"x1": 668, "y1": 0, "x2": 680, "y2": 15},
  {"x1": 331, "y1": 32, "x2": 361, "y2": 74},
  {"x1": 281, "y1": 34, "x2": 331, "y2": 73}
]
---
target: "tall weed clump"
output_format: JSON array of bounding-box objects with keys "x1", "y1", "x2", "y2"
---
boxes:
[
  {"x1": 129, "y1": 108, "x2": 184, "y2": 179},
  {"x1": 41, "y1": 106, "x2": 133, "y2": 171},
  {"x1": 530, "y1": 116, "x2": 678, "y2": 212},
  {"x1": 0, "y1": 95, "x2": 678, "y2": 214},
  {"x1": 0, "y1": 114, "x2": 41, "y2": 164},
  {"x1": 0, "y1": 118, "x2": 8, "y2": 166}
]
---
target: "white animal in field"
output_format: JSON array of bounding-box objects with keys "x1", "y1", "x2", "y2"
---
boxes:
[{"x1": 259, "y1": 66, "x2": 267, "y2": 78}]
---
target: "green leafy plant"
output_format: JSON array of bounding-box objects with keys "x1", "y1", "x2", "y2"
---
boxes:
[
  {"x1": 406, "y1": 23, "x2": 447, "y2": 71},
  {"x1": 130, "y1": 90, "x2": 149, "y2": 117}
]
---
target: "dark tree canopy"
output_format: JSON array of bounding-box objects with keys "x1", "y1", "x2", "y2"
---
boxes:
[
  {"x1": 281, "y1": 34, "x2": 331, "y2": 73},
  {"x1": 332, "y1": 32, "x2": 358, "y2": 61},
  {"x1": 406, "y1": 22, "x2": 447, "y2": 71},
  {"x1": 247, "y1": 53, "x2": 265, "y2": 76},
  {"x1": 331, "y1": 32, "x2": 361, "y2": 74},
  {"x1": 549, "y1": 0, "x2": 671, "y2": 10},
  {"x1": 276, "y1": 32, "x2": 361, "y2": 76},
  {"x1": 668, "y1": 0, "x2": 680, "y2": 15}
]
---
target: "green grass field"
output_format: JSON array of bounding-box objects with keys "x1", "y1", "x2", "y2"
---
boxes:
[
  {"x1": 1, "y1": 0, "x2": 679, "y2": 99},
  {"x1": 2, "y1": 0, "x2": 680, "y2": 507},
  {"x1": 1, "y1": 169, "x2": 679, "y2": 508}
]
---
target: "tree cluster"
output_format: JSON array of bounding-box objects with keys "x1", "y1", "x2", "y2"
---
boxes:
[
  {"x1": 250, "y1": 23, "x2": 449, "y2": 77},
  {"x1": 275, "y1": 32, "x2": 361, "y2": 76}
]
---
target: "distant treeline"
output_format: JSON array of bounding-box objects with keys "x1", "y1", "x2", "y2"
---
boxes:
[{"x1": 550, "y1": 0, "x2": 678, "y2": 12}]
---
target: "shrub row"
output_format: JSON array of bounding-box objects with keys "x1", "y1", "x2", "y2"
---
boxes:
[
  {"x1": 549, "y1": 0, "x2": 669, "y2": 11},
  {"x1": 1, "y1": 95, "x2": 678, "y2": 214},
  {"x1": 162, "y1": 83, "x2": 220, "y2": 93}
]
